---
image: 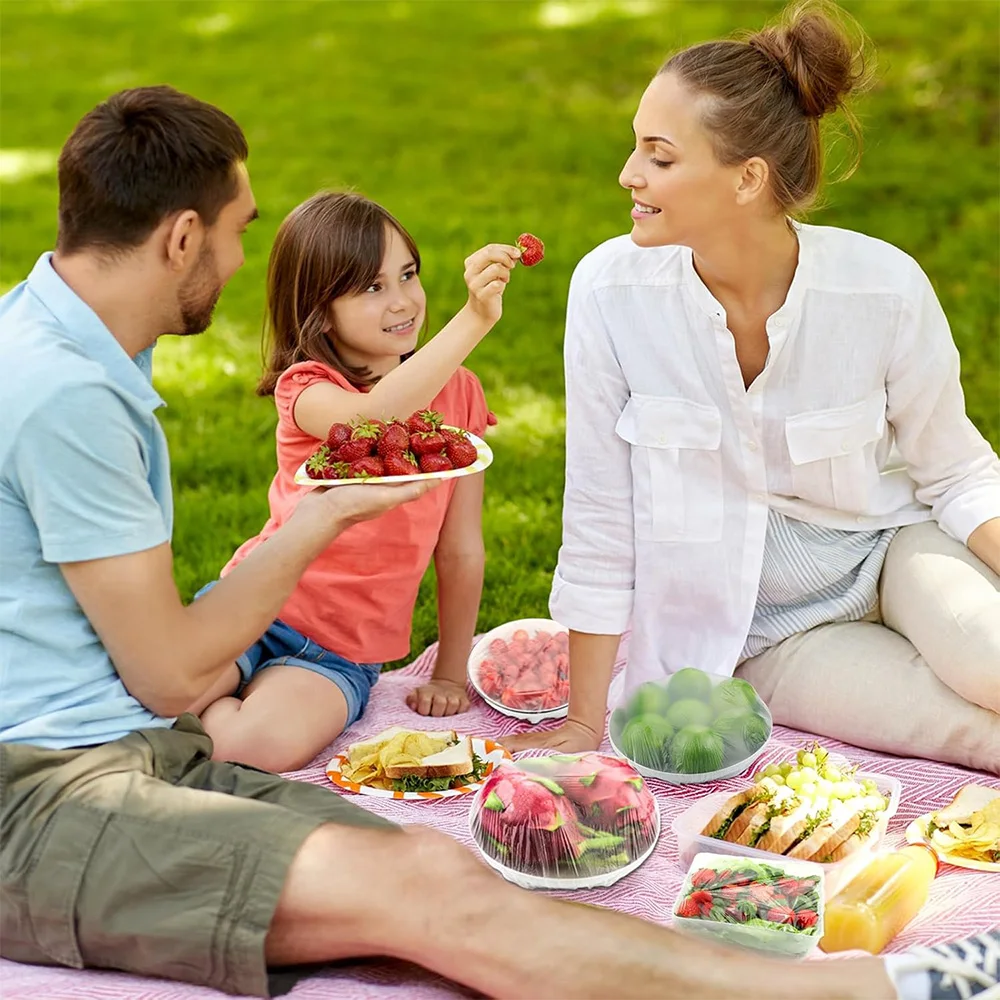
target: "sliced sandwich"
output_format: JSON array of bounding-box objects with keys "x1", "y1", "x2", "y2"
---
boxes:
[{"x1": 384, "y1": 735, "x2": 486, "y2": 792}]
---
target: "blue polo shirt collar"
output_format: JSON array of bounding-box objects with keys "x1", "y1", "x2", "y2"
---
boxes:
[{"x1": 26, "y1": 252, "x2": 165, "y2": 411}]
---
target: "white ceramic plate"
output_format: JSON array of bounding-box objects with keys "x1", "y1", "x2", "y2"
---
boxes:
[
  {"x1": 326, "y1": 736, "x2": 510, "y2": 801},
  {"x1": 294, "y1": 427, "x2": 492, "y2": 487},
  {"x1": 906, "y1": 814, "x2": 1000, "y2": 873}
]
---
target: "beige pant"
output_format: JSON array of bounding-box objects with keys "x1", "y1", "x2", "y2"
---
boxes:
[{"x1": 736, "y1": 521, "x2": 1000, "y2": 775}]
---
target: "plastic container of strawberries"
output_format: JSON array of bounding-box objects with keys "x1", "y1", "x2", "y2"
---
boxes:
[
  {"x1": 467, "y1": 618, "x2": 570, "y2": 724},
  {"x1": 469, "y1": 752, "x2": 661, "y2": 890},
  {"x1": 672, "y1": 852, "x2": 825, "y2": 958}
]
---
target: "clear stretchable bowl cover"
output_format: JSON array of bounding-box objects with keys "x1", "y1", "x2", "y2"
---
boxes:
[
  {"x1": 609, "y1": 670, "x2": 773, "y2": 784},
  {"x1": 469, "y1": 752, "x2": 661, "y2": 889},
  {"x1": 467, "y1": 619, "x2": 570, "y2": 723}
]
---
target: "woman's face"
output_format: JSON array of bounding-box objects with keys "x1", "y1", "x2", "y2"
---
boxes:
[
  {"x1": 329, "y1": 224, "x2": 426, "y2": 370},
  {"x1": 619, "y1": 72, "x2": 745, "y2": 248}
]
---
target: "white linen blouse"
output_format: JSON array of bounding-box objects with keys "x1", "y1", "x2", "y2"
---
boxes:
[{"x1": 548, "y1": 222, "x2": 1000, "y2": 686}]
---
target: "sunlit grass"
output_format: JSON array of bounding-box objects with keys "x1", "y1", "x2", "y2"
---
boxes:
[{"x1": 1, "y1": 0, "x2": 996, "y2": 666}]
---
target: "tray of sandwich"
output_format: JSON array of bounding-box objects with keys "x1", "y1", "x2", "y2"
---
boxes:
[
  {"x1": 671, "y1": 743, "x2": 901, "y2": 897},
  {"x1": 327, "y1": 726, "x2": 511, "y2": 800},
  {"x1": 906, "y1": 783, "x2": 1000, "y2": 872}
]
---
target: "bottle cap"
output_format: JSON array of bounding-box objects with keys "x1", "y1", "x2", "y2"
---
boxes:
[{"x1": 907, "y1": 842, "x2": 941, "y2": 876}]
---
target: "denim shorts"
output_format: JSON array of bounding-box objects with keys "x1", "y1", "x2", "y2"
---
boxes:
[{"x1": 194, "y1": 582, "x2": 382, "y2": 726}]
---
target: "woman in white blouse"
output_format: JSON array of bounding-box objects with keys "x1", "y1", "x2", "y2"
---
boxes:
[{"x1": 505, "y1": 2, "x2": 1000, "y2": 773}]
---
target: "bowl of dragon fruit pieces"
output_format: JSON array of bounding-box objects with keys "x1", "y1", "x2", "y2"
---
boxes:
[
  {"x1": 293, "y1": 409, "x2": 492, "y2": 486},
  {"x1": 469, "y1": 752, "x2": 661, "y2": 890},
  {"x1": 467, "y1": 619, "x2": 570, "y2": 723}
]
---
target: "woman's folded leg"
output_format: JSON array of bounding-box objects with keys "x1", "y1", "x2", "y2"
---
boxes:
[
  {"x1": 879, "y1": 520, "x2": 1000, "y2": 714},
  {"x1": 736, "y1": 620, "x2": 1000, "y2": 774}
]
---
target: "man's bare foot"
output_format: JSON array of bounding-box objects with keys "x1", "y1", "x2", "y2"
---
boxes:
[{"x1": 501, "y1": 719, "x2": 602, "y2": 755}]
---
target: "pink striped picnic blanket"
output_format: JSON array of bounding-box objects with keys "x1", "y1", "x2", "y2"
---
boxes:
[{"x1": 2, "y1": 638, "x2": 997, "y2": 999}]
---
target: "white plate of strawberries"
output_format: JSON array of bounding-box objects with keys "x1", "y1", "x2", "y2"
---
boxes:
[{"x1": 294, "y1": 409, "x2": 494, "y2": 487}]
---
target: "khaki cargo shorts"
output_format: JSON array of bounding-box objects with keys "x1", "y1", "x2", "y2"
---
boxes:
[{"x1": 0, "y1": 714, "x2": 396, "y2": 997}]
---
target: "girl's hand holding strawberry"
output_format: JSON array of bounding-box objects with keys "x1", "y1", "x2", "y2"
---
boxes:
[
  {"x1": 406, "y1": 677, "x2": 471, "y2": 717},
  {"x1": 462, "y1": 244, "x2": 521, "y2": 327}
]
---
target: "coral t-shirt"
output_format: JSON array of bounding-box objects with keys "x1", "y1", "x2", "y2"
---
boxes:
[{"x1": 223, "y1": 361, "x2": 489, "y2": 663}]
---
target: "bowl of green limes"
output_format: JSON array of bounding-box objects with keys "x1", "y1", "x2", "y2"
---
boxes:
[{"x1": 608, "y1": 669, "x2": 772, "y2": 785}]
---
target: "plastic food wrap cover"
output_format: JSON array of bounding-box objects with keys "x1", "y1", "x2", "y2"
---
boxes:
[
  {"x1": 470, "y1": 753, "x2": 659, "y2": 881},
  {"x1": 610, "y1": 669, "x2": 772, "y2": 775},
  {"x1": 674, "y1": 853, "x2": 824, "y2": 939},
  {"x1": 471, "y1": 624, "x2": 570, "y2": 712}
]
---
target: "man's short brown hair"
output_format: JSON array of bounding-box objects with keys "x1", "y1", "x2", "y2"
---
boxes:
[{"x1": 57, "y1": 85, "x2": 248, "y2": 256}]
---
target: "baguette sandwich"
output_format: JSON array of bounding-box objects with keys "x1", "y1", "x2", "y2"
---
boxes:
[{"x1": 702, "y1": 764, "x2": 888, "y2": 864}]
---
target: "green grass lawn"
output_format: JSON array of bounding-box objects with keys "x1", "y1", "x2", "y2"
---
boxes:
[{"x1": 2, "y1": 0, "x2": 997, "y2": 667}]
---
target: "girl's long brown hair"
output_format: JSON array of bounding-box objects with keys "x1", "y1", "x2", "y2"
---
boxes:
[{"x1": 258, "y1": 191, "x2": 421, "y2": 395}]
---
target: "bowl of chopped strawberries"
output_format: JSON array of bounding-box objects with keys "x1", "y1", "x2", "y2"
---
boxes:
[
  {"x1": 293, "y1": 409, "x2": 493, "y2": 486},
  {"x1": 467, "y1": 619, "x2": 570, "y2": 723}
]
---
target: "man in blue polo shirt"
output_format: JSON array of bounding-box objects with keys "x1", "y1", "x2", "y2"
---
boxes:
[{"x1": 0, "y1": 86, "x2": 990, "y2": 1000}]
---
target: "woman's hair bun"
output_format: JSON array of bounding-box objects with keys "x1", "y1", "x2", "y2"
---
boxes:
[{"x1": 748, "y1": 2, "x2": 870, "y2": 118}]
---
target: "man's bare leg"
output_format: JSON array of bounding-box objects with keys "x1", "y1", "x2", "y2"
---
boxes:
[{"x1": 265, "y1": 824, "x2": 895, "y2": 1000}]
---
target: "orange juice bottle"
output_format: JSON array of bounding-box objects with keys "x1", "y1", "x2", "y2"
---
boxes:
[{"x1": 820, "y1": 845, "x2": 939, "y2": 954}]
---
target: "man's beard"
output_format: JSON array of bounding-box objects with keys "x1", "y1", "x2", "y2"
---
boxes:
[{"x1": 175, "y1": 244, "x2": 223, "y2": 337}]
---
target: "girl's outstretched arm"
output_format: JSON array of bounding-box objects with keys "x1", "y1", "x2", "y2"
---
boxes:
[
  {"x1": 294, "y1": 245, "x2": 519, "y2": 438},
  {"x1": 407, "y1": 473, "x2": 485, "y2": 717}
]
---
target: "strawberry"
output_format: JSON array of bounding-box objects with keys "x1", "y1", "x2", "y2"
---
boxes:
[
  {"x1": 486, "y1": 410, "x2": 498, "y2": 426},
  {"x1": 795, "y1": 909, "x2": 819, "y2": 930},
  {"x1": 305, "y1": 446, "x2": 333, "y2": 479},
  {"x1": 690, "y1": 869, "x2": 716, "y2": 888},
  {"x1": 765, "y1": 904, "x2": 797, "y2": 926},
  {"x1": 688, "y1": 890, "x2": 714, "y2": 915},
  {"x1": 419, "y1": 452, "x2": 453, "y2": 474},
  {"x1": 335, "y1": 437, "x2": 375, "y2": 462},
  {"x1": 516, "y1": 233, "x2": 545, "y2": 267},
  {"x1": 406, "y1": 409, "x2": 443, "y2": 434},
  {"x1": 410, "y1": 431, "x2": 446, "y2": 455},
  {"x1": 325, "y1": 423, "x2": 352, "y2": 449},
  {"x1": 445, "y1": 434, "x2": 478, "y2": 469},
  {"x1": 377, "y1": 422, "x2": 411, "y2": 458},
  {"x1": 675, "y1": 899, "x2": 701, "y2": 919},
  {"x1": 349, "y1": 456, "x2": 384, "y2": 479},
  {"x1": 383, "y1": 451, "x2": 420, "y2": 477}
]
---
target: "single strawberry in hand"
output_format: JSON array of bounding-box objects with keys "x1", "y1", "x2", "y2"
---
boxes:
[
  {"x1": 411, "y1": 430, "x2": 446, "y2": 456},
  {"x1": 419, "y1": 453, "x2": 453, "y2": 474},
  {"x1": 516, "y1": 233, "x2": 544, "y2": 267},
  {"x1": 377, "y1": 422, "x2": 410, "y2": 458},
  {"x1": 406, "y1": 409, "x2": 444, "y2": 434},
  {"x1": 349, "y1": 456, "x2": 385, "y2": 479},
  {"x1": 326, "y1": 422, "x2": 352, "y2": 449},
  {"x1": 383, "y1": 451, "x2": 420, "y2": 477}
]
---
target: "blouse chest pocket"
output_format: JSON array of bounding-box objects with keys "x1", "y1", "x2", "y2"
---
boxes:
[
  {"x1": 784, "y1": 389, "x2": 887, "y2": 513},
  {"x1": 615, "y1": 394, "x2": 723, "y2": 542}
]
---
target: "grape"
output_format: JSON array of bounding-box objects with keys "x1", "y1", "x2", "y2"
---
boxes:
[
  {"x1": 800, "y1": 781, "x2": 817, "y2": 797},
  {"x1": 817, "y1": 778, "x2": 834, "y2": 796},
  {"x1": 785, "y1": 771, "x2": 805, "y2": 791},
  {"x1": 763, "y1": 763, "x2": 780, "y2": 777},
  {"x1": 760, "y1": 777, "x2": 778, "y2": 793},
  {"x1": 753, "y1": 771, "x2": 766, "y2": 782},
  {"x1": 770, "y1": 773, "x2": 785, "y2": 785},
  {"x1": 799, "y1": 766, "x2": 817, "y2": 782},
  {"x1": 863, "y1": 795, "x2": 885, "y2": 812},
  {"x1": 861, "y1": 779, "x2": 878, "y2": 795},
  {"x1": 823, "y1": 766, "x2": 843, "y2": 782},
  {"x1": 801, "y1": 751, "x2": 818, "y2": 769},
  {"x1": 778, "y1": 761, "x2": 794, "y2": 777},
  {"x1": 833, "y1": 781, "x2": 856, "y2": 800}
]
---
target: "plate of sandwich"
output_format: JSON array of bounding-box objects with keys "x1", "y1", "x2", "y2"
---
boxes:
[
  {"x1": 906, "y1": 784, "x2": 1000, "y2": 872},
  {"x1": 327, "y1": 726, "x2": 511, "y2": 800}
]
